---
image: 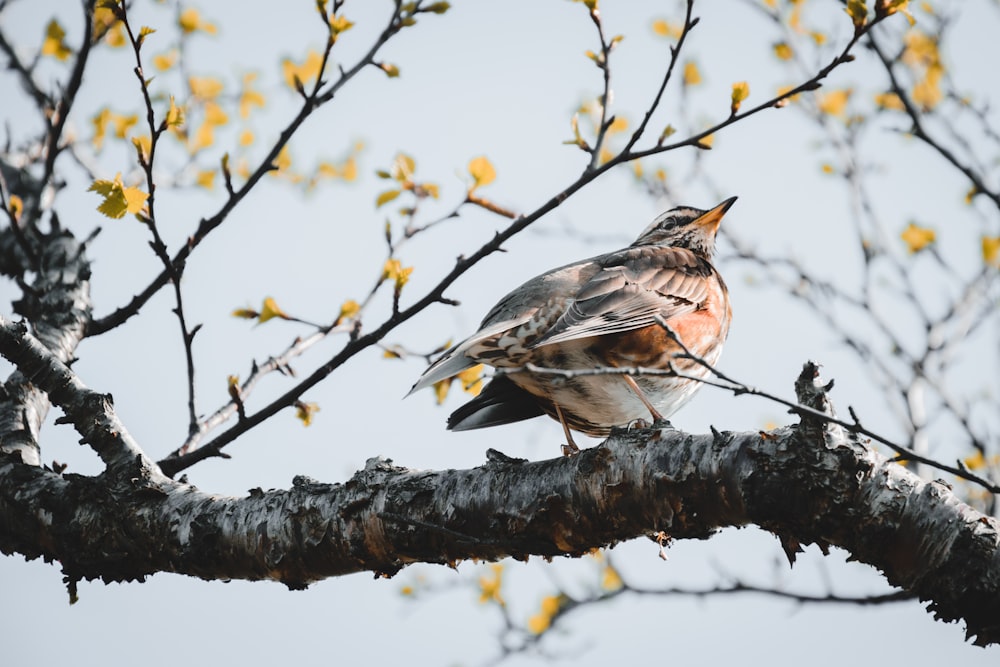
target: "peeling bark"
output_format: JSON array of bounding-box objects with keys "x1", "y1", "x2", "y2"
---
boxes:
[{"x1": 0, "y1": 337, "x2": 997, "y2": 644}]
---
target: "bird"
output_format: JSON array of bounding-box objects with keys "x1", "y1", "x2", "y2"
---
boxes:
[{"x1": 409, "y1": 197, "x2": 736, "y2": 454}]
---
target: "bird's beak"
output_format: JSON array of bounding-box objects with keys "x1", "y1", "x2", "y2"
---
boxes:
[{"x1": 693, "y1": 196, "x2": 737, "y2": 233}]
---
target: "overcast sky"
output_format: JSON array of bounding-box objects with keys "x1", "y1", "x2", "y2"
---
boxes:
[{"x1": 2, "y1": 1, "x2": 998, "y2": 665}]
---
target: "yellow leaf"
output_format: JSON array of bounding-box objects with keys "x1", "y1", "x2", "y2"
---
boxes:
[
  {"x1": 341, "y1": 156, "x2": 358, "y2": 182},
  {"x1": 982, "y1": 236, "x2": 1000, "y2": 268},
  {"x1": 845, "y1": 0, "x2": 868, "y2": 28},
  {"x1": 189, "y1": 76, "x2": 223, "y2": 100},
  {"x1": 380, "y1": 62, "x2": 400, "y2": 78},
  {"x1": 189, "y1": 123, "x2": 215, "y2": 152},
  {"x1": 8, "y1": 194, "x2": 23, "y2": 221},
  {"x1": 900, "y1": 222, "x2": 935, "y2": 253},
  {"x1": 111, "y1": 113, "x2": 138, "y2": 138},
  {"x1": 294, "y1": 401, "x2": 320, "y2": 427},
  {"x1": 178, "y1": 8, "x2": 217, "y2": 35},
  {"x1": 239, "y1": 130, "x2": 254, "y2": 147},
  {"x1": 810, "y1": 31, "x2": 827, "y2": 45},
  {"x1": 903, "y1": 30, "x2": 940, "y2": 68},
  {"x1": 88, "y1": 173, "x2": 148, "y2": 219},
  {"x1": 818, "y1": 88, "x2": 852, "y2": 117},
  {"x1": 821, "y1": 163, "x2": 835, "y2": 175},
  {"x1": 329, "y1": 14, "x2": 354, "y2": 36},
  {"x1": 92, "y1": 3, "x2": 123, "y2": 45},
  {"x1": 425, "y1": 2, "x2": 451, "y2": 14},
  {"x1": 468, "y1": 156, "x2": 497, "y2": 191},
  {"x1": 730, "y1": 81, "x2": 750, "y2": 115},
  {"x1": 231, "y1": 307, "x2": 259, "y2": 319},
  {"x1": 283, "y1": 50, "x2": 325, "y2": 90},
  {"x1": 874, "y1": 92, "x2": 904, "y2": 110},
  {"x1": 419, "y1": 182, "x2": 440, "y2": 199},
  {"x1": 152, "y1": 50, "x2": 177, "y2": 71},
  {"x1": 203, "y1": 101, "x2": 229, "y2": 127},
  {"x1": 376, "y1": 189, "x2": 401, "y2": 208},
  {"x1": 391, "y1": 153, "x2": 416, "y2": 182},
  {"x1": 131, "y1": 135, "x2": 151, "y2": 162},
  {"x1": 773, "y1": 42, "x2": 793, "y2": 61},
  {"x1": 258, "y1": 296, "x2": 290, "y2": 323},
  {"x1": 540, "y1": 594, "x2": 561, "y2": 616},
  {"x1": 477, "y1": 564, "x2": 505, "y2": 606},
  {"x1": 608, "y1": 116, "x2": 628, "y2": 134},
  {"x1": 601, "y1": 564, "x2": 623, "y2": 591},
  {"x1": 239, "y1": 88, "x2": 265, "y2": 119},
  {"x1": 881, "y1": 0, "x2": 911, "y2": 17},
  {"x1": 528, "y1": 595, "x2": 563, "y2": 634},
  {"x1": 91, "y1": 108, "x2": 111, "y2": 149},
  {"x1": 911, "y1": 65, "x2": 943, "y2": 111},
  {"x1": 105, "y1": 23, "x2": 127, "y2": 48},
  {"x1": 195, "y1": 170, "x2": 215, "y2": 189},
  {"x1": 317, "y1": 162, "x2": 339, "y2": 179},
  {"x1": 432, "y1": 378, "x2": 450, "y2": 405},
  {"x1": 235, "y1": 158, "x2": 250, "y2": 179},
  {"x1": 336, "y1": 298, "x2": 360, "y2": 324},
  {"x1": 165, "y1": 96, "x2": 184, "y2": 127},
  {"x1": 41, "y1": 19, "x2": 72, "y2": 61},
  {"x1": 527, "y1": 613, "x2": 551, "y2": 635},
  {"x1": 273, "y1": 145, "x2": 292, "y2": 172},
  {"x1": 683, "y1": 61, "x2": 701, "y2": 86},
  {"x1": 382, "y1": 258, "x2": 414, "y2": 288},
  {"x1": 136, "y1": 26, "x2": 155, "y2": 48},
  {"x1": 651, "y1": 18, "x2": 680, "y2": 39},
  {"x1": 456, "y1": 365, "x2": 484, "y2": 396},
  {"x1": 963, "y1": 450, "x2": 985, "y2": 471}
]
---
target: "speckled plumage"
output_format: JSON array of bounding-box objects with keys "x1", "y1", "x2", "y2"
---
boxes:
[{"x1": 409, "y1": 197, "x2": 736, "y2": 448}]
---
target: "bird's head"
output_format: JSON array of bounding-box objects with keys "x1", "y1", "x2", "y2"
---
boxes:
[{"x1": 632, "y1": 196, "x2": 737, "y2": 255}]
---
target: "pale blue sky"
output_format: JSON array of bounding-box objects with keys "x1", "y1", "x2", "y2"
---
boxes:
[{"x1": 1, "y1": 1, "x2": 998, "y2": 665}]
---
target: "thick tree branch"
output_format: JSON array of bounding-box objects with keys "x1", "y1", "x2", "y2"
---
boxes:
[
  {"x1": 0, "y1": 225, "x2": 91, "y2": 467},
  {"x1": 0, "y1": 325, "x2": 996, "y2": 644}
]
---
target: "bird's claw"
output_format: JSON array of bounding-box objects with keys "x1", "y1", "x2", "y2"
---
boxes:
[{"x1": 561, "y1": 442, "x2": 581, "y2": 457}]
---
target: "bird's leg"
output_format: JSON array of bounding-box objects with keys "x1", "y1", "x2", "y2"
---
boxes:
[
  {"x1": 555, "y1": 404, "x2": 580, "y2": 456},
  {"x1": 622, "y1": 375, "x2": 672, "y2": 428}
]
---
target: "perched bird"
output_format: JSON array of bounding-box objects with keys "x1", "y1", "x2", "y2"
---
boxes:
[{"x1": 409, "y1": 197, "x2": 736, "y2": 453}]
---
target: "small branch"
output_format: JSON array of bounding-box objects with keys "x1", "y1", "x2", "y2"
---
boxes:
[
  {"x1": 868, "y1": 32, "x2": 1000, "y2": 211},
  {"x1": 33, "y1": 0, "x2": 97, "y2": 227},
  {"x1": 584, "y1": 5, "x2": 615, "y2": 173},
  {"x1": 119, "y1": 4, "x2": 200, "y2": 434},
  {"x1": 622, "y1": 0, "x2": 698, "y2": 155},
  {"x1": 0, "y1": 21, "x2": 52, "y2": 120}
]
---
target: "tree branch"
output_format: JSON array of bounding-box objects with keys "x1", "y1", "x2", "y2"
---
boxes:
[{"x1": 0, "y1": 360, "x2": 997, "y2": 644}]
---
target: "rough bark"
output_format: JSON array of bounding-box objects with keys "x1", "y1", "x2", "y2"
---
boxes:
[{"x1": 0, "y1": 313, "x2": 998, "y2": 644}]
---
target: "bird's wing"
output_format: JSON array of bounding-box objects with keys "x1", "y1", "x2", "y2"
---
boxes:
[
  {"x1": 529, "y1": 246, "x2": 712, "y2": 348},
  {"x1": 406, "y1": 316, "x2": 532, "y2": 395},
  {"x1": 408, "y1": 258, "x2": 600, "y2": 394}
]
